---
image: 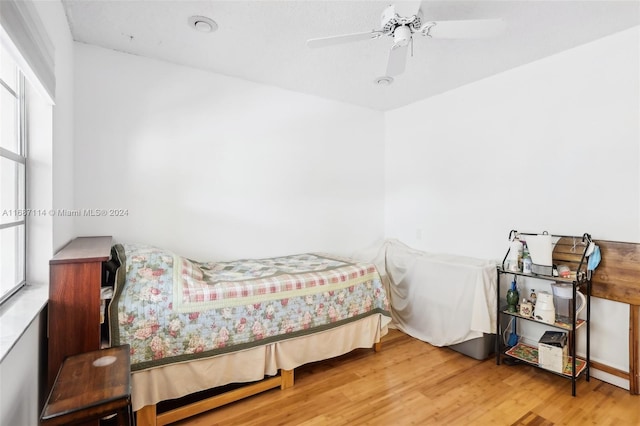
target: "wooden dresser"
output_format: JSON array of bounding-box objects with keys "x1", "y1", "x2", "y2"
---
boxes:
[{"x1": 47, "y1": 236, "x2": 112, "y2": 389}]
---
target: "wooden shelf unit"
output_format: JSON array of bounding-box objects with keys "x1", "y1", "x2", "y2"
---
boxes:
[{"x1": 47, "y1": 236, "x2": 112, "y2": 390}]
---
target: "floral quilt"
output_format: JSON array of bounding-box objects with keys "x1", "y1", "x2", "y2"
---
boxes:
[{"x1": 109, "y1": 243, "x2": 390, "y2": 371}]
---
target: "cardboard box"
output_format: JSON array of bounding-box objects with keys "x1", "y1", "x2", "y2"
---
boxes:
[{"x1": 538, "y1": 331, "x2": 568, "y2": 374}]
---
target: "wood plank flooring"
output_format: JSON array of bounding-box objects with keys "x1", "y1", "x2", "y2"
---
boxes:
[{"x1": 172, "y1": 329, "x2": 639, "y2": 425}]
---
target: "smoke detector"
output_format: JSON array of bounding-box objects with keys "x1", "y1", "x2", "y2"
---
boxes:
[{"x1": 188, "y1": 16, "x2": 218, "y2": 33}]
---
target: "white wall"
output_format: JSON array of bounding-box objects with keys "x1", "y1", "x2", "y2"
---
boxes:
[
  {"x1": 386, "y1": 26, "x2": 639, "y2": 258},
  {"x1": 385, "y1": 26, "x2": 640, "y2": 388},
  {"x1": 0, "y1": 313, "x2": 46, "y2": 426},
  {"x1": 48, "y1": 3, "x2": 76, "y2": 252},
  {"x1": 73, "y1": 43, "x2": 385, "y2": 260}
]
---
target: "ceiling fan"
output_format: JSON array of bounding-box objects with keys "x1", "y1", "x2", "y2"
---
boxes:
[{"x1": 306, "y1": 2, "x2": 505, "y2": 78}]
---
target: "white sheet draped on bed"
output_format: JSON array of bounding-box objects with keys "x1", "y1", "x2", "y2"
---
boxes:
[{"x1": 354, "y1": 239, "x2": 497, "y2": 347}]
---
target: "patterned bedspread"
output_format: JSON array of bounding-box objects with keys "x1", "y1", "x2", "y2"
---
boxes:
[{"x1": 109, "y1": 243, "x2": 390, "y2": 371}]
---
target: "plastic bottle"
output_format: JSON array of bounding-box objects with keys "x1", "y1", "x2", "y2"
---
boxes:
[
  {"x1": 508, "y1": 239, "x2": 524, "y2": 272},
  {"x1": 530, "y1": 289, "x2": 537, "y2": 305}
]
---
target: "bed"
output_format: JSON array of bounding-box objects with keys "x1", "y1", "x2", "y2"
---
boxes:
[{"x1": 107, "y1": 243, "x2": 391, "y2": 425}]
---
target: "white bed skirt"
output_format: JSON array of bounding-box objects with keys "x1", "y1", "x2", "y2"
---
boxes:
[{"x1": 131, "y1": 313, "x2": 389, "y2": 411}]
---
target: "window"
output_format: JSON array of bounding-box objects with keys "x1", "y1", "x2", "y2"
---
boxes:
[{"x1": 0, "y1": 46, "x2": 26, "y2": 305}]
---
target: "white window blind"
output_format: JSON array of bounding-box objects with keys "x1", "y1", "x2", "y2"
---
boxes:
[{"x1": 0, "y1": 0, "x2": 55, "y2": 104}]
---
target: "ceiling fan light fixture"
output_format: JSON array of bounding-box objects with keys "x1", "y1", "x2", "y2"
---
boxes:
[
  {"x1": 393, "y1": 25, "x2": 412, "y2": 47},
  {"x1": 188, "y1": 16, "x2": 218, "y2": 33},
  {"x1": 374, "y1": 76, "x2": 394, "y2": 86}
]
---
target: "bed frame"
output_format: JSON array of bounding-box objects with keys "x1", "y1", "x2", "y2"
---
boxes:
[
  {"x1": 136, "y1": 369, "x2": 294, "y2": 426},
  {"x1": 136, "y1": 343, "x2": 382, "y2": 426}
]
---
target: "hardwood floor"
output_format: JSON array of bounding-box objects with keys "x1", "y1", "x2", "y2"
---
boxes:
[{"x1": 172, "y1": 329, "x2": 639, "y2": 425}]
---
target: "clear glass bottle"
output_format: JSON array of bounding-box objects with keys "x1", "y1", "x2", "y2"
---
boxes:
[
  {"x1": 506, "y1": 279, "x2": 519, "y2": 313},
  {"x1": 523, "y1": 255, "x2": 532, "y2": 274},
  {"x1": 522, "y1": 242, "x2": 532, "y2": 273}
]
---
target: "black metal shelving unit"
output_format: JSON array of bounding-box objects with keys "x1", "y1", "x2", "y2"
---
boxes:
[{"x1": 495, "y1": 231, "x2": 592, "y2": 396}]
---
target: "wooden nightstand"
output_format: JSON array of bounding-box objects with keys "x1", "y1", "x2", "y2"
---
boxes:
[{"x1": 40, "y1": 345, "x2": 131, "y2": 426}]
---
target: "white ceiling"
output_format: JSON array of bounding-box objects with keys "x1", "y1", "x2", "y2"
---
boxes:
[{"x1": 61, "y1": 0, "x2": 640, "y2": 111}]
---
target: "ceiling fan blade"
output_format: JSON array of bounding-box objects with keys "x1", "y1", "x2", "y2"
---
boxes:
[
  {"x1": 423, "y1": 19, "x2": 505, "y2": 39},
  {"x1": 386, "y1": 43, "x2": 409, "y2": 77},
  {"x1": 306, "y1": 30, "x2": 383, "y2": 48}
]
